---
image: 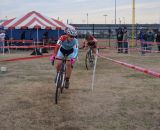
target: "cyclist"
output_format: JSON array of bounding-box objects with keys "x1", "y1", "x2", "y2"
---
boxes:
[
  {"x1": 50, "y1": 27, "x2": 79, "y2": 89},
  {"x1": 82, "y1": 32, "x2": 98, "y2": 53}
]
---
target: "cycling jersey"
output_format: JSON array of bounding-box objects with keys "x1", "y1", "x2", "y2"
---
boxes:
[
  {"x1": 56, "y1": 35, "x2": 79, "y2": 59},
  {"x1": 85, "y1": 35, "x2": 97, "y2": 42},
  {"x1": 84, "y1": 35, "x2": 97, "y2": 48}
]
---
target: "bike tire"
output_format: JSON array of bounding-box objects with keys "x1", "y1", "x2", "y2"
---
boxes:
[
  {"x1": 90, "y1": 52, "x2": 95, "y2": 67},
  {"x1": 60, "y1": 63, "x2": 66, "y2": 93},
  {"x1": 85, "y1": 50, "x2": 95, "y2": 70},
  {"x1": 85, "y1": 52, "x2": 89, "y2": 70},
  {"x1": 55, "y1": 73, "x2": 62, "y2": 104},
  {"x1": 60, "y1": 73, "x2": 65, "y2": 93},
  {"x1": 54, "y1": 56, "x2": 67, "y2": 104}
]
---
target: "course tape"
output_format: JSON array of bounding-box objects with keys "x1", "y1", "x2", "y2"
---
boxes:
[
  {"x1": 97, "y1": 39, "x2": 160, "y2": 45},
  {"x1": 97, "y1": 46, "x2": 160, "y2": 53},
  {"x1": 0, "y1": 40, "x2": 33, "y2": 43},
  {"x1": 0, "y1": 54, "x2": 51, "y2": 62},
  {"x1": 0, "y1": 45, "x2": 56, "y2": 49},
  {"x1": 97, "y1": 54, "x2": 160, "y2": 78}
]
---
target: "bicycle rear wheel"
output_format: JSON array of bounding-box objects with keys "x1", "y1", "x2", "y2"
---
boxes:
[
  {"x1": 90, "y1": 53, "x2": 95, "y2": 67},
  {"x1": 85, "y1": 52, "x2": 89, "y2": 70},
  {"x1": 85, "y1": 51, "x2": 95, "y2": 70}
]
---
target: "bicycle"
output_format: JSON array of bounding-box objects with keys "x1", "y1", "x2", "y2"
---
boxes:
[
  {"x1": 85, "y1": 46, "x2": 95, "y2": 70},
  {"x1": 53, "y1": 55, "x2": 68, "y2": 104}
]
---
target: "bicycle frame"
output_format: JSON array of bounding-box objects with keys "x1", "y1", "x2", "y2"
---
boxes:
[{"x1": 55, "y1": 57, "x2": 67, "y2": 86}]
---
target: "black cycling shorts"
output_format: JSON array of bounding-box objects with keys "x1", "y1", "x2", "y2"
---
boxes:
[{"x1": 60, "y1": 47, "x2": 74, "y2": 56}]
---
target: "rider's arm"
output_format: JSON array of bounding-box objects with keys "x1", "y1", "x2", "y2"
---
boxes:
[
  {"x1": 73, "y1": 39, "x2": 79, "y2": 59},
  {"x1": 84, "y1": 39, "x2": 89, "y2": 49},
  {"x1": 82, "y1": 39, "x2": 87, "y2": 48},
  {"x1": 91, "y1": 35, "x2": 97, "y2": 43},
  {"x1": 53, "y1": 35, "x2": 67, "y2": 55},
  {"x1": 93, "y1": 37, "x2": 97, "y2": 43},
  {"x1": 53, "y1": 39, "x2": 61, "y2": 56}
]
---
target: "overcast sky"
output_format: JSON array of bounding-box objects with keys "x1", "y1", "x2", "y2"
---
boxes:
[{"x1": 0, "y1": 0, "x2": 160, "y2": 24}]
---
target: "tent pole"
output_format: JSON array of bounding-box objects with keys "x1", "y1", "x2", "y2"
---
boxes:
[
  {"x1": 7, "y1": 40, "x2": 10, "y2": 54},
  {"x1": 37, "y1": 28, "x2": 39, "y2": 44},
  {"x1": 2, "y1": 40, "x2": 4, "y2": 55},
  {"x1": 10, "y1": 29, "x2": 13, "y2": 53},
  {"x1": 36, "y1": 28, "x2": 39, "y2": 55},
  {"x1": 58, "y1": 29, "x2": 59, "y2": 39}
]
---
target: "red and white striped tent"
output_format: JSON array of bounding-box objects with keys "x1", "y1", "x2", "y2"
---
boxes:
[
  {"x1": 0, "y1": 11, "x2": 76, "y2": 45},
  {"x1": 1, "y1": 11, "x2": 73, "y2": 30}
]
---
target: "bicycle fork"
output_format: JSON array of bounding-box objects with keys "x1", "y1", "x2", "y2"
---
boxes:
[{"x1": 56, "y1": 69, "x2": 66, "y2": 88}]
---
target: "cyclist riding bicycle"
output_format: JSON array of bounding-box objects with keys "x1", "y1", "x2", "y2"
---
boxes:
[
  {"x1": 82, "y1": 32, "x2": 98, "y2": 53},
  {"x1": 50, "y1": 27, "x2": 79, "y2": 89}
]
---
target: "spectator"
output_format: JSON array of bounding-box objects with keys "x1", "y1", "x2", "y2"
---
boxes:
[
  {"x1": 146, "y1": 29, "x2": 155, "y2": 52},
  {"x1": 122, "y1": 27, "x2": 128, "y2": 54},
  {"x1": 0, "y1": 29, "x2": 6, "y2": 53},
  {"x1": 117, "y1": 27, "x2": 123, "y2": 53},
  {"x1": 138, "y1": 28, "x2": 147, "y2": 55},
  {"x1": 4, "y1": 33, "x2": 9, "y2": 52},
  {"x1": 156, "y1": 29, "x2": 160, "y2": 52}
]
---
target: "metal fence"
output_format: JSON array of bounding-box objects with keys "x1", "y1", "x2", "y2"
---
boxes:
[{"x1": 71, "y1": 24, "x2": 160, "y2": 39}]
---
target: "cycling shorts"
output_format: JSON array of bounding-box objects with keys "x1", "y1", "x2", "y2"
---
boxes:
[{"x1": 56, "y1": 47, "x2": 75, "y2": 59}]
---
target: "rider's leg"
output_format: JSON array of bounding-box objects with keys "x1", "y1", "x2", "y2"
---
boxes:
[
  {"x1": 55, "y1": 49, "x2": 64, "y2": 72},
  {"x1": 92, "y1": 42, "x2": 97, "y2": 54},
  {"x1": 55, "y1": 59, "x2": 63, "y2": 72},
  {"x1": 54, "y1": 46, "x2": 63, "y2": 81},
  {"x1": 66, "y1": 60, "x2": 72, "y2": 79},
  {"x1": 54, "y1": 59, "x2": 62, "y2": 83},
  {"x1": 65, "y1": 60, "x2": 72, "y2": 88},
  {"x1": 93, "y1": 48, "x2": 97, "y2": 54}
]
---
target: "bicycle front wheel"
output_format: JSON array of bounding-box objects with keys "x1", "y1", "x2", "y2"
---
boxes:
[
  {"x1": 55, "y1": 73, "x2": 62, "y2": 104},
  {"x1": 85, "y1": 51, "x2": 95, "y2": 70},
  {"x1": 85, "y1": 52, "x2": 89, "y2": 70},
  {"x1": 60, "y1": 73, "x2": 65, "y2": 93}
]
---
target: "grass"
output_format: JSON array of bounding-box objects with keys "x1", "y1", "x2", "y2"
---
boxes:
[{"x1": 0, "y1": 48, "x2": 160, "y2": 130}]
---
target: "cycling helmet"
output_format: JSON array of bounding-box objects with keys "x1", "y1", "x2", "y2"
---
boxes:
[
  {"x1": 86, "y1": 31, "x2": 92, "y2": 36},
  {"x1": 85, "y1": 31, "x2": 92, "y2": 39},
  {"x1": 65, "y1": 27, "x2": 77, "y2": 37}
]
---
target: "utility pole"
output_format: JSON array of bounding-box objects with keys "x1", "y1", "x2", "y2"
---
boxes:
[
  {"x1": 103, "y1": 14, "x2": 108, "y2": 24},
  {"x1": 119, "y1": 18, "x2": 121, "y2": 24},
  {"x1": 123, "y1": 17, "x2": 125, "y2": 24},
  {"x1": 132, "y1": 0, "x2": 135, "y2": 47},
  {"x1": 86, "y1": 13, "x2": 88, "y2": 24},
  {"x1": 115, "y1": 0, "x2": 117, "y2": 24}
]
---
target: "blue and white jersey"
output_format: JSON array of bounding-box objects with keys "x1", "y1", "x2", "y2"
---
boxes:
[{"x1": 56, "y1": 35, "x2": 79, "y2": 59}]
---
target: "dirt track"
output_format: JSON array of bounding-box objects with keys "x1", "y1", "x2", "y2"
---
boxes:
[{"x1": 0, "y1": 49, "x2": 160, "y2": 130}]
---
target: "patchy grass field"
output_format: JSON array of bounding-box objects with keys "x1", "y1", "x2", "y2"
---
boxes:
[{"x1": 0, "y1": 48, "x2": 160, "y2": 130}]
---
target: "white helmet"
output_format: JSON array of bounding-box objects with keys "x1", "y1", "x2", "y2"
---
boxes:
[{"x1": 65, "y1": 27, "x2": 77, "y2": 37}]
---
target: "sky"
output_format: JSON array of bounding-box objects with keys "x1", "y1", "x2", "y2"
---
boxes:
[{"x1": 0, "y1": 0, "x2": 160, "y2": 24}]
